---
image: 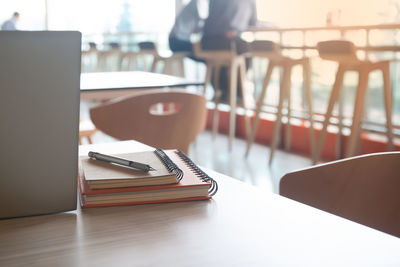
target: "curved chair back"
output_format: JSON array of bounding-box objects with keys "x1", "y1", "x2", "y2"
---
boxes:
[
  {"x1": 317, "y1": 40, "x2": 358, "y2": 62},
  {"x1": 279, "y1": 152, "x2": 400, "y2": 237},
  {"x1": 90, "y1": 90, "x2": 207, "y2": 154}
]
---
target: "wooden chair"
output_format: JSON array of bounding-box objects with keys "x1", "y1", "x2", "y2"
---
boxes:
[
  {"x1": 119, "y1": 51, "x2": 140, "y2": 71},
  {"x1": 89, "y1": 89, "x2": 207, "y2": 154},
  {"x1": 244, "y1": 40, "x2": 316, "y2": 164},
  {"x1": 316, "y1": 40, "x2": 394, "y2": 160},
  {"x1": 79, "y1": 120, "x2": 97, "y2": 145},
  {"x1": 279, "y1": 152, "x2": 400, "y2": 237},
  {"x1": 96, "y1": 43, "x2": 123, "y2": 72},
  {"x1": 81, "y1": 42, "x2": 98, "y2": 72},
  {"x1": 193, "y1": 41, "x2": 251, "y2": 150},
  {"x1": 137, "y1": 41, "x2": 187, "y2": 77}
]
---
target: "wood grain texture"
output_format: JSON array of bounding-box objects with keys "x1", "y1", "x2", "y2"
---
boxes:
[{"x1": 1, "y1": 141, "x2": 399, "y2": 267}]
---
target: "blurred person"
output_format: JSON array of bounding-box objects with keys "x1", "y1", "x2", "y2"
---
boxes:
[
  {"x1": 1, "y1": 12, "x2": 20, "y2": 31},
  {"x1": 168, "y1": 0, "x2": 208, "y2": 60},
  {"x1": 200, "y1": 0, "x2": 257, "y2": 101}
]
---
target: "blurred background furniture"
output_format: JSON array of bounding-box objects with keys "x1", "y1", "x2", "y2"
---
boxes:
[
  {"x1": 280, "y1": 151, "x2": 400, "y2": 237},
  {"x1": 193, "y1": 41, "x2": 251, "y2": 150},
  {"x1": 119, "y1": 50, "x2": 140, "y2": 71},
  {"x1": 79, "y1": 120, "x2": 97, "y2": 145},
  {"x1": 137, "y1": 41, "x2": 188, "y2": 77},
  {"x1": 245, "y1": 40, "x2": 316, "y2": 164},
  {"x1": 96, "y1": 42, "x2": 122, "y2": 72},
  {"x1": 89, "y1": 89, "x2": 207, "y2": 154},
  {"x1": 315, "y1": 40, "x2": 394, "y2": 160},
  {"x1": 81, "y1": 42, "x2": 98, "y2": 72}
]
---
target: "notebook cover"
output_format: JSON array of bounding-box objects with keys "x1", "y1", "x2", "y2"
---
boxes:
[{"x1": 79, "y1": 150, "x2": 212, "y2": 208}]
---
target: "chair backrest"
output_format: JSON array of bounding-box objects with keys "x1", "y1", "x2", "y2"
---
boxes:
[
  {"x1": 90, "y1": 89, "x2": 207, "y2": 154},
  {"x1": 317, "y1": 40, "x2": 358, "y2": 62},
  {"x1": 138, "y1": 41, "x2": 158, "y2": 56},
  {"x1": 279, "y1": 152, "x2": 400, "y2": 237}
]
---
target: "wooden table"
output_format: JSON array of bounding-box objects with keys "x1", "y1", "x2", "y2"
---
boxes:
[
  {"x1": 80, "y1": 71, "x2": 203, "y2": 100},
  {"x1": 1, "y1": 141, "x2": 399, "y2": 266}
]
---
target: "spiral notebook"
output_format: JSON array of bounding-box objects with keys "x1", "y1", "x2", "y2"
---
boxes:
[
  {"x1": 79, "y1": 149, "x2": 218, "y2": 208},
  {"x1": 80, "y1": 149, "x2": 184, "y2": 189}
]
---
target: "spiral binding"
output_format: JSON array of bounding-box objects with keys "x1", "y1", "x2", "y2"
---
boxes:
[
  {"x1": 154, "y1": 148, "x2": 183, "y2": 181},
  {"x1": 174, "y1": 150, "x2": 218, "y2": 196}
]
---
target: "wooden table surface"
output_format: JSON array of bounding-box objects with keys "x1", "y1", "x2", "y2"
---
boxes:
[
  {"x1": 1, "y1": 141, "x2": 399, "y2": 266},
  {"x1": 80, "y1": 71, "x2": 203, "y2": 101}
]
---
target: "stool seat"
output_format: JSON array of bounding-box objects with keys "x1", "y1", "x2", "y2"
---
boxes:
[
  {"x1": 136, "y1": 41, "x2": 188, "y2": 77},
  {"x1": 315, "y1": 40, "x2": 394, "y2": 160},
  {"x1": 245, "y1": 40, "x2": 316, "y2": 164}
]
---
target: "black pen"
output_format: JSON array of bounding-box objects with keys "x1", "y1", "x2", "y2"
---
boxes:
[{"x1": 88, "y1": 151, "x2": 156, "y2": 172}]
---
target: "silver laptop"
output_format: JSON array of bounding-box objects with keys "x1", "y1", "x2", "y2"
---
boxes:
[{"x1": 0, "y1": 31, "x2": 81, "y2": 218}]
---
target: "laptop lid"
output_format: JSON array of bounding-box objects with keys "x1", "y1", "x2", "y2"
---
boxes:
[{"x1": 0, "y1": 31, "x2": 81, "y2": 218}]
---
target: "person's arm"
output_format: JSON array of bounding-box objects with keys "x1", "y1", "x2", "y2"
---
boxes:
[{"x1": 248, "y1": 0, "x2": 257, "y2": 27}]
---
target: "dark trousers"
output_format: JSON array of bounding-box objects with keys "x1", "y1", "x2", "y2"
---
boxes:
[{"x1": 168, "y1": 35, "x2": 203, "y2": 62}]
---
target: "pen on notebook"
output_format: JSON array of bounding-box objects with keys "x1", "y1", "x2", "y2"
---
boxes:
[{"x1": 88, "y1": 151, "x2": 156, "y2": 172}]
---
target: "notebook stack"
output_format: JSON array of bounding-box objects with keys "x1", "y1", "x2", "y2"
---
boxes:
[{"x1": 78, "y1": 149, "x2": 218, "y2": 208}]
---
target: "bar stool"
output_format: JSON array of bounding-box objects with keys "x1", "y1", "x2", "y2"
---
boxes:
[
  {"x1": 193, "y1": 42, "x2": 251, "y2": 150},
  {"x1": 120, "y1": 51, "x2": 140, "y2": 71},
  {"x1": 96, "y1": 43, "x2": 122, "y2": 72},
  {"x1": 316, "y1": 40, "x2": 394, "y2": 160},
  {"x1": 137, "y1": 41, "x2": 187, "y2": 77},
  {"x1": 81, "y1": 42, "x2": 98, "y2": 72},
  {"x1": 245, "y1": 40, "x2": 316, "y2": 164}
]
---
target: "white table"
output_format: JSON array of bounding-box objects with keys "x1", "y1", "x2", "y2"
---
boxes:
[
  {"x1": 0, "y1": 141, "x2": 399, "y2": 266},
  {"x1": 80, "y1": 71, "x2": 203, "y2": 101}
]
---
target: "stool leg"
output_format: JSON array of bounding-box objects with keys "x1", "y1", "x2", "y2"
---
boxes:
[
  {"x1": 203, "y1": 63, "x2": 213, "y2": 96},
  {"x1": 336, "y1": 86, "x2": 344, "y2": 160},
  {"x1": 269, "y1": 65, "x2": 291, "y2": 164},
  {"x1": 245, "y1": 61, "x2": 274, "y2": 157},
  {"x1": 133, "y1": 55, "x2": 139, "y2": 70},
  {"x1": 178, "y1": 57, "x2": 185, "y2": 78},
  {"x1": 316, "y1": 65, "x2": 345, "y2": 161},
  {"x1": 284, "y1": 63, "x2": 293, "y2": 151},
  {"x1": 239, "y1": 58, "x2": 251, "y2": 145},
  {"x1": 303, "y1": 58, "x2": 317, "y2": 164},
  {"x1": 345, "y1": 67, "x2": 369, "y2": 158},
  {"x1": 163, "y1": 59, "x2": 172, "y2": 75},
  {"x1": 212, "y1": 65, "x2": 221, "y2": 140},
  {"x1": 228, "y1": 60, "x2": 239, "y2": 150},
  {"x1": 119, "y1": 54, "x2": 125, "y2": 71},
  {"x1": 382, "y1": 63, "x2": 394, "y2": 151},
  {"x1": 150, "y1": 57, "x2": 158, "y2": 72}
]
